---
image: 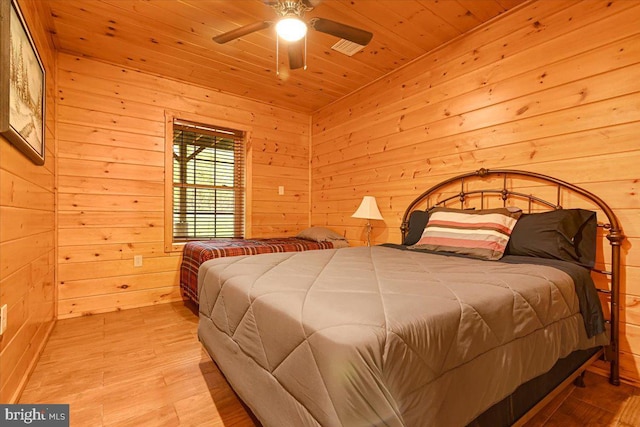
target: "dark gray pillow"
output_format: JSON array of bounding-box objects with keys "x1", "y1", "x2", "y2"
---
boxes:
[
  {"x1": 403, "y1": 210, "x2": 429, "y2": 246},
  {"x1": 506, "y1": 209, "x2": 597, "y2": 268}
]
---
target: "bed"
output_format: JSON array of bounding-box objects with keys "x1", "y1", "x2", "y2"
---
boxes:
[
  {"x1": 197, "y1": 169, "x2": 624, "y2": 427},
  {"x1": 180, "y1": 229, "x2": 348, "y2": 303}
]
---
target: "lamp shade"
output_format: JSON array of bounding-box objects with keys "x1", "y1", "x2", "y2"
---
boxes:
[{"x1": 352, "y1": 196, "x2": 384, "y2": 220}]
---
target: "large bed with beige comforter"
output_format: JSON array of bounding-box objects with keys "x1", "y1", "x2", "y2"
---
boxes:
[{"x1": 197, "y1": 169, "x2": 623, "y2": 427}]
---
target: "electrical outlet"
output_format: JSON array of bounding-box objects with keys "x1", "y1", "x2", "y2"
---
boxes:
[
  {"x1": 134, "y1": 255, "x2": 143, "y2": 267},
  {"x1": 0, "y1": 304, "x2": 7, "y2": 336}
]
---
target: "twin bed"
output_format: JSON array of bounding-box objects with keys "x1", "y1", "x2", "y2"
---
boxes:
[
  {"x1": 193, "y1": 169, "x2": 624, "y2": 427},
  {"x1": 180, "y1": 237, "x2": 337, "y2": 303}
]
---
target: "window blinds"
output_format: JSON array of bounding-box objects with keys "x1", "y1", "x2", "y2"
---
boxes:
[{"x1": 172, "y1": 119, "x2": 245, "y2": 241}]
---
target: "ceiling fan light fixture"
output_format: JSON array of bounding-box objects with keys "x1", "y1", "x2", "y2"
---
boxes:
[{"x1": 276, "y1": 17, "x2": 307, "y2": 42}]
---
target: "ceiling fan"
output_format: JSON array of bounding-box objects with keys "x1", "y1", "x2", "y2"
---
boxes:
[{"x1": 213, "y1": 0, "x2": 373, "y2": 72}]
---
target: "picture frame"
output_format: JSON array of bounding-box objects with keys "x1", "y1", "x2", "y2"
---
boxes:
[{"x1": 0, "y1": 0, "x2": 46, "y2": 165}]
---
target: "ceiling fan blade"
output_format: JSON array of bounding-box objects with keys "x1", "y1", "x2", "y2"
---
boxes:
[
  {"x1": 309, "y1": 17, "x2": 373, "y2": 46},
  {"x1": 301, "y1": 0, "x2": 322, "y2": 7},
  {"x1": 213, "y1": 21, "x2": 272, "y2": 44},
  {"x1": 288, "y1": 40, "x2": 305, "y2": 70}
]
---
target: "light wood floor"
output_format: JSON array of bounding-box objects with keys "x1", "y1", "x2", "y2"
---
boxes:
[{"x1": 19, "y1": 302, "x2": 640, "y2": 426}]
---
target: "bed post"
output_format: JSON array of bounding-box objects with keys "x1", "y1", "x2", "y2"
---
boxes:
[{"x1": 608, "y1": 227, "x2": 625, "y2": 386}]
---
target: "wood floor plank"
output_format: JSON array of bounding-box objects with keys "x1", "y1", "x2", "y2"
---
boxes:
[
  {"x1": 72, "y1": 405, "x2": 104, "y2": 427},
  {"x1": 569, "y1": 372, "x2": 636, "y2": 415},
  {"x1": 542, "y1": 396, "x2": 619, "y2": 426},
  {"x1": 522, "y1": 383, "x2": 575, "y2": 427},
  {"x1": 18, "y1": 302, "x2": 640, "y2": 426},
  {"x1": 618, "y1": 390, "x2": 640, "y2": 427},
  {"x1": 102, "y1": 404, "x2": 180, "y2": 427}
]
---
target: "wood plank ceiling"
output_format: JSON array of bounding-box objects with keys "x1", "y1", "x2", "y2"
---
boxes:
[{"x1": 43, "y1": 0, "x2": 528, "y2": 113}]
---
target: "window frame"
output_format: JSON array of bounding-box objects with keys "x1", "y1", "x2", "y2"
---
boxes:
[{"x1": 164, "y1": 111, "x2": 252, "y2": 253}]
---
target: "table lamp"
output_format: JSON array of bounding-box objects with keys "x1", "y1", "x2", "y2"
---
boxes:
[{"x1": 351, "y1": 196, "x2": 384, "y2": 246}]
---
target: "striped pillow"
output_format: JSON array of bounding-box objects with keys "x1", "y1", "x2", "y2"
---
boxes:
[{"x1": 410, "y1": 207, "x2": 522, "y2": 260}]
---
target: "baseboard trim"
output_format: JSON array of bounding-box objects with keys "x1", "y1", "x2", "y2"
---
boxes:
[{"x1": 8, "y1": 319, "x2": 57, "y2": 404}]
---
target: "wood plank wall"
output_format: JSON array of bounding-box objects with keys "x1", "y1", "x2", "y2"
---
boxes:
[
  {"x1": 56, "y1": 54, "x2": 310, "y2": 319},
  {"x1": 0, "y1": 0, "x2": 57, "y2": 403},
  {"x1": 311, "y1": 0, "x2": 640, "y2": 384}
]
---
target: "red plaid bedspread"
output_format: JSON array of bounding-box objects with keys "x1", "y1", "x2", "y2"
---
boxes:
[{"x1": 180, "y1": 238, "x2": 334, "y2": 304}]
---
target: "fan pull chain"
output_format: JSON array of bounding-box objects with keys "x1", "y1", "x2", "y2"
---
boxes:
[
  {"x1": 304, "y1": 34, "x2": 307, "y2": 70},
  {"x1": 276, "y1": 36, "x2": 280, "y2": 76}
]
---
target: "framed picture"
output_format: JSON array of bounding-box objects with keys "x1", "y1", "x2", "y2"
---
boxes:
[{"x1": 0, "y1": 0, "x2": 46, "y2": 165}]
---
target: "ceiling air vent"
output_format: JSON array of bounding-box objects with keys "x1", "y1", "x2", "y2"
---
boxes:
[{"x1": 331, "y1": 39, "x2": 365, "y2": 57}]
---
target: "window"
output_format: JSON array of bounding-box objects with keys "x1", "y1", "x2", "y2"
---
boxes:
[{"x1": 170, "y1": 118, "x2": 245, "y2": 243}]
